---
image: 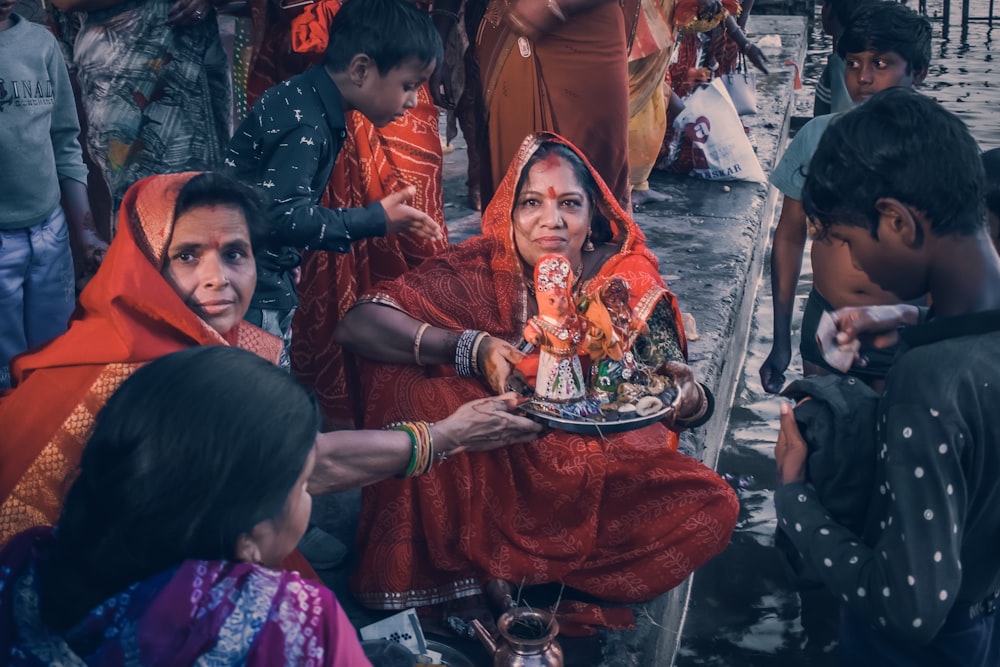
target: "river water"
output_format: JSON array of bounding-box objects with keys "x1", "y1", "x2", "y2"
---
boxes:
[{"x1": 676, "y1": 2, "x2": 1000, "y2": 665}]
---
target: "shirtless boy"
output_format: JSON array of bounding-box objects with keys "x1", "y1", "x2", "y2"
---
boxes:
[{"x1": 758, "y1": 1, "x2": 931, "y2": 393}]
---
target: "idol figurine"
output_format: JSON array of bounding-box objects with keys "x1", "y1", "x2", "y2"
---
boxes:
[
  {"x1": 524, "y1": 254, "x2": 588, "y2": 403},
  {"x1": 584, "y1": 277, "x2": 647, "y2": 400}
]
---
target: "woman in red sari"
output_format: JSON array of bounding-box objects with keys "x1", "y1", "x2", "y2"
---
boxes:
[{"x1": 336, "y1": 132, "x2": 738, "y2": 634}]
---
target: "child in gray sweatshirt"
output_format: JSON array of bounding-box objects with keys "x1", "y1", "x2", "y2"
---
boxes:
[{"x1": 0, "y1": 8, "x2": 107, "y2": 388}]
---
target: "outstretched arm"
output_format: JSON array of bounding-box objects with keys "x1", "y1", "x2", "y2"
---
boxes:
[
  {"x1": 760, "y1": 195, "x2": 807, "y2": 393},
  {"x1": 309, "y1": 393, "x2": 542, "y2": 493}
]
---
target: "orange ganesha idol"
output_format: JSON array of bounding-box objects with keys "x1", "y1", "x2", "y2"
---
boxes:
[{"x1": 523, "y1": 254, "x2": 589, "y2": 403}]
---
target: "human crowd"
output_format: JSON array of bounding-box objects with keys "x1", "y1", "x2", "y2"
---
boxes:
[{"x1": 0, "y1": 0, "x2": 998, "y2": 664}]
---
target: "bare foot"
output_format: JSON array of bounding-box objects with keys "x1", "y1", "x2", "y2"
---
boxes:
[
  {"x1": 682, "y1": 312, "x2": 700, "y2": 341},
  {"x1": 631, "y1": 188, "x2": 671, "y2": 208}
]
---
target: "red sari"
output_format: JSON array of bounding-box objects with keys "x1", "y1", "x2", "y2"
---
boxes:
[
  {"x1": 0, "y1": 173, "x2": 282, "y2": 547},
  {"x1": 244, "y1": 0, "x2": 449, "y2": 428},
  {"x1": 349, "y1": 133, "x2": 738, "y2": 634}
]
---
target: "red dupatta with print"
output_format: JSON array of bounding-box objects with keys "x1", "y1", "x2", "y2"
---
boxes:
[
  {"x1": 267, "y1": 0, "x2": 449, "y2": 428},
  {"x1": 0, "y1": 173, "x2": 281, "y2": 547},
  {"x1": 349, "y1": 133, "x2": 738, "y2": 635}
]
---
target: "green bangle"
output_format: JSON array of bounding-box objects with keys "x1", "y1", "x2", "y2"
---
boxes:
[{"x1": 389, "y1": 423, "x2": 419, "y2": 478}]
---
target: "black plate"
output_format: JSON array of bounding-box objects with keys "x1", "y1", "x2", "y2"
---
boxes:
[{"x1": 519, "y1": 401, "x2": 677, "y2": 435}]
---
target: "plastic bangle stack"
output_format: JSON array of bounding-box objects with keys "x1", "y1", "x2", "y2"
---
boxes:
[
  {"x1": 388, "y1": 421, "x2": 437, "y2": 477},
  {"x1": 455, "y1": 329, "x2": 483, "y2": 377}
]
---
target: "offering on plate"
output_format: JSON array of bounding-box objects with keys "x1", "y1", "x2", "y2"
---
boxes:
[{"x1": 517, "y1": 255, "x2": 680, "y2": 432}]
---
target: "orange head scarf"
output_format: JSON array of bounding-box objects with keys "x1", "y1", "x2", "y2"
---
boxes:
[{"x1": 0, "y1": 173, "x2": 279, "y2": 545}]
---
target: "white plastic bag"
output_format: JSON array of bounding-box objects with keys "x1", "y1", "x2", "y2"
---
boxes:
[{"x1": 671, "y1": 78, "x2": 766, "y2": 183}]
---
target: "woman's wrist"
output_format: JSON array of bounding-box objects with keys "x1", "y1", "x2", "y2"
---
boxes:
[
  {"x1": 676, "y1": 382, "x2": 714, "y2": 428},
  {"x1": 387, "y1": 421, "x2": 447, "y2": 477},
  {"x1": 429, "y1": 421, "x2": 460, "y2": 459},
  {"x1": 455, "y1": 329, "x2": 489, "y2": 377}
]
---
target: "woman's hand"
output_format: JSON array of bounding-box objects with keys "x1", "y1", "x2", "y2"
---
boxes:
[
  {"x1": 660, "y1": 360, "x2": 703, "y2": 421},
  {"x1": 775, "y1": 401, "x2": 807, "y2": 486},
  {"x1": 478, "y1": 336, "x2": 527, "y2": 394},
  {"x1": 430, "y1": 60, "x2": 456, "y2": 110},
  {"x1": 506, "y1": 0, "x2": 561, "y2": 41},
  {"x1": 432, "y1": 392, "x2": 543, "y2": 455},
  {"x1": 744, "y1": 43, "x2": 770, "y2": 75}
]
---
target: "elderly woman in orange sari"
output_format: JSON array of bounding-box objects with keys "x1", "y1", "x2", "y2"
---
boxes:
[
  {"x1": 336, "y1": 133, "x2": 738, "y2": 634},
  {"x1": 0, "y1": 172, "x2": 278, "y2": 545},
  {"x1": 0, "y1": 172, "x2": 539, "y2": 550}
]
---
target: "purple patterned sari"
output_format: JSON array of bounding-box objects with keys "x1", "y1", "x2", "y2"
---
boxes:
[{"x1": 0, "y1": 528, "x2": 371, "y2": 666}]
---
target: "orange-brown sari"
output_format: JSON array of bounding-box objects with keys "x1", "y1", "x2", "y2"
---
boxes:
[
  {"x1": 244, "y1": 0, "x2": 449, "y2": 428},
  {"x1": 0, "y1": 173, "x2": 282, "y2": 547},
  {"x1": 349, "y1": 133, "x2": 738, "y2": 634},
  {"x1": 476, "y1": 0, "x2": 633, "y2": 209}
]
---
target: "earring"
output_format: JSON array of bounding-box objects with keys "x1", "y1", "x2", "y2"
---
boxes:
[{"x1": 583, "y1": 231, "x2": 595, "y2": 252}]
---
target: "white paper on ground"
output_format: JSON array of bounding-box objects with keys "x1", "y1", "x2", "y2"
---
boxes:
[{"x1": 359, "y1": 608, "x2": 428, "y2": 657}]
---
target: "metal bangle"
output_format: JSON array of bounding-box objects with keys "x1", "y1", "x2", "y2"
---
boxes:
[
  {"x1": 413, "y1": 322, "x2": 431, "y2": 366},
  {"x1": 469, "y1": 332, "x2": 491, "y2": 375}
]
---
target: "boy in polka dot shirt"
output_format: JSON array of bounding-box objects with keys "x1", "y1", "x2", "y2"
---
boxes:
[{"x1": 775, "y1": 89, "x2": 1000, "y2": 665}]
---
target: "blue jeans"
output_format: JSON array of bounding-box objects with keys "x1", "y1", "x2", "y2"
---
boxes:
[{"x1": 0, "y1": 208, "x2": 76, "y2": 389}]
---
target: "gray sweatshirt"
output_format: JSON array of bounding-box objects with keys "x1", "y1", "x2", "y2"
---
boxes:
[{"x1": 0, "y1": 13, "x2": 88, "y2": 230}]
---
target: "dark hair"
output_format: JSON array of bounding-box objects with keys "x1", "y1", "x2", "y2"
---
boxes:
[
  {"x1": 837, "y1": 1, "x2": 932, "y2": 75},
  {"x1": 514, "y1": 141, "x2": 613, "y2": 243},
  {"x1": 802, "y1": 88, "x2": 984, "y2": 238},
  {"x1": 173, "y1": 172, "x2": 269, "y2": 253},
  {"x1": 41, "y1": 346, "x2": 320, "y2": 632},
  {"x1": 825, "y1": 0, "x2": 874, "y2": 34},
  {"x1": 983, "y1": 147, "x2": 1000, "y2": 222},
  {"x1": 324, "y1": 0, "x2": 442, "y2": 75}
]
